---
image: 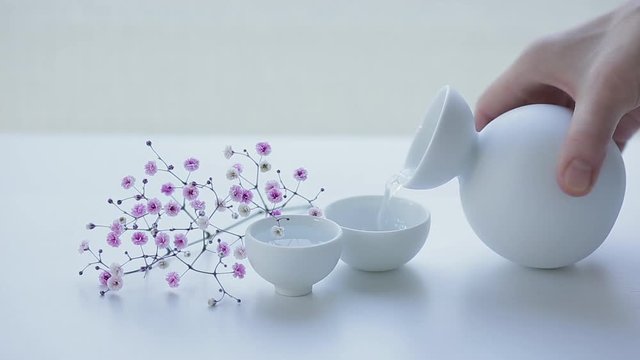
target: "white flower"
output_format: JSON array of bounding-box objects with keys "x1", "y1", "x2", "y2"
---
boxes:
[
  {"x1": 271, "y1": 225, "x2": 285, "y2": 238},
  {"x1": 110, "y1": 263, "x2": 124, "y2": 277},
  {"x1": 78, "y1": 240, "x2": 89, "y2": 253},
  {"x1": 234, "y1": 245, "x2": 247, "y2": 260},
  {"x1": 196, "y1": 216, "x2": 209, "y2": 230},
  {"x1": 259, "y1": 160, "x2": 271, "y2": 173},
  {"x1": 208, "y1": 298, "x2": 217, "y2": 307},
  {"x1": 231, "y1": 213, "x2": 239, "y2": 220},
  {"x1": 216, "y1": 199, "x2": 227, "y2": 212},
  {"x1": 223, "y1": 145, "x2": 234, "y2": 159},
  {"x1": 238, "y1": 204, "x2": 251, "y2": 217},
  {"x1": 308, "y1": 207, "x2": 323, "y2": 217},
  {"x1": 158, "y1": 259, "x2": 170, "y2": 269},
  {"x1": 107, "y1": 276, "x2": 123, "y2": 291},
  {"x1": 226, "y1": 167, "x2": 239, "y2": 180}
]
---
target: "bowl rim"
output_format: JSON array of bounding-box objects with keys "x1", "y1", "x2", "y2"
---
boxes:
[
  {"x1": 324, "y1": 195, "x2": 431, "y2": 234},
  {"x1": 245, "y1": 214, "x2": 343, "y2": 249}
]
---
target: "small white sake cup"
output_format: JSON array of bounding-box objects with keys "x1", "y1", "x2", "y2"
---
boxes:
[
  {"x1": 245, "y1": 215, "x2": 342, "y2": 296},
  {"x1": 325, "y1": 195, "x2": 430, "y2": 272}
]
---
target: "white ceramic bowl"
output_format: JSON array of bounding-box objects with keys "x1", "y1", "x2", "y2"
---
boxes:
[
  {"x1": 325, "y1": 195, "x2": 430, "y2": 271},
  {"x1": 245, "y1": 215, "x2": 342, "y2": 296}
]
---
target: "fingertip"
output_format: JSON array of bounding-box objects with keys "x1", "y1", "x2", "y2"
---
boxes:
[
  {"x1": 557, "y1": 157, "x2": 596, "y2": 197},
  {"x1": 556, "y1": 83, "x2": 627, "y2": 196},
  {"x1": 473, "y1": 108, "x2": 491, "y2": 131},
  {"x1": 474, "y1": 71, "x2": 533, "y2": 132}
]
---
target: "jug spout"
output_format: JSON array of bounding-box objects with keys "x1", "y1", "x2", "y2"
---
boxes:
[{"x1": 402, "y1": 86, "x2": 478, "y2": 189}]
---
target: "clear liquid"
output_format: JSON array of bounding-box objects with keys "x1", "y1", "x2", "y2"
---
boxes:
[
  {"x1": 376, "y1": 171, "x2": 410, "y2": 230},
  {"x1": 266, "y1": 238, "x2": 323, "y2": 247}
]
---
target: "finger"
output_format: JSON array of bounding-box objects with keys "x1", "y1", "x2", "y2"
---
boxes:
[
  {"x1": 475, "y1": 39, "x2": 571, "y2": 131},
  {"x1": 476, "y1": 80, "x2": 575, "y2": 130},
  {"x1": 475, "y1": 68, "x2": 534, "y2": 131},
  {"x1": 612, "y1": 107, "x2": 640, "y2": 150},
  {"x1": 557, "y1": 83, "x2": 629, "y2": 196}
]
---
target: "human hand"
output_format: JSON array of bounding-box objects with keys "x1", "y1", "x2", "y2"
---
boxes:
[{"x1": 475, "y1": 1, "x2": 640, "y2": 196}]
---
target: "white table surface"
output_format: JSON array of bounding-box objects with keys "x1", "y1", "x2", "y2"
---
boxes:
[{"x1": 1, "y1": 134, "x2": 639, "y2": 359}]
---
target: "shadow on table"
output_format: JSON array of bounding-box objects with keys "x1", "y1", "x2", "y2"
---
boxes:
[
  {"x1": 251, "y1": 287, "x2": 341, "y2": 323},
  {"x1": 460, "y1": 260, "x2": 638, "y2": 331},
  {"x1": 252, "y1": 264, "x2": 428, "y2": 323},
  {"x1": 332, "y1": 264, "x2": 428, "y2": 300}
]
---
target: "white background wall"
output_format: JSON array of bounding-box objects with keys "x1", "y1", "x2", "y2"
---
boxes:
[{"x1": 0, "y1": 0, "x2": 621, "y2": 134}]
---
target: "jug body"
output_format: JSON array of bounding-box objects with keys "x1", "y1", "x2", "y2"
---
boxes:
[
  {"x1": 458, "y1": 104, "x2": 625, "y2": 268},
  {"x1": 402, "y1": 87, "x2": 626, "y2": 268}
]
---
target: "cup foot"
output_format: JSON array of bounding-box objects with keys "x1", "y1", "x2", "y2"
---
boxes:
[{"x1": 275, "y1": 285, "x2": 312, "y2": 297}]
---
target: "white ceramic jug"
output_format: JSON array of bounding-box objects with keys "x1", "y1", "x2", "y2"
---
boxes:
[{"x1": 402, "y1": 86, "x2": 626, "y2": 268}]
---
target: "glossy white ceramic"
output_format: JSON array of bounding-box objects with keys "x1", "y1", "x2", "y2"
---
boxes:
[
  {"x1": 245, "y1": 215, "x2": 342, "y2": 296},
  {"x1": 325, "y1": 195, "x2": 430, "y2": 271}
]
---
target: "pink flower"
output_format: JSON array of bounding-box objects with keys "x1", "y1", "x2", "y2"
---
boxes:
[
  {"x1": 308, "y1": 207, "x2": 323, "y2": 217},
  {"x1": 173, "y1": 233, "x2": 188, "y2": 249},
  {"x1": 131, "y1": 231, "x2": 148, "y2": 246},
  {"x1": 147, "y1": 198, "x2": 162, "y2": 215},
  {"x1": 107, "y1": 276, "x2": 123, "y2": 291},
  {"x1": 131, "y1": 203, "x2": 147, "y2": 218},
  {"x1": 161, "y1": 182, "x2": 175, "y2": 196},
  {"x1": 121, "y1": 175, "x2": 135, "y2": 189},
  {"x1": 255, "y1": 142, "x2": 271, "y2": 156},
  {"x1": 144, "y1": 161, "x2": 158, "y2": 176},
  {"x1": 232, "y1": 263, "x2": 246, "y2": 279},
  {"x1": 264, "y1": 180, "x2": 280, "y2": 191},
  {"x1": 110, "y1": 220, "x2": 124, "y2": 235},
  {"x1": 165, "y1": 272, "x2": 180, "y2": 288},
  {"x1": 155, "y1": 232, "x2": 170, "y2": 249},
  {"x1": 232, "y1": 163, "x2": 244, "y2": 173},
  {"x1": 78, "y1": 240, "x2": 89, "y2": 253},
  {"x1": 99, "y1": 271, "x2": 111, "y2": 286},
  {"x1": 229, "y1": 185, "x2": 244, "y2": 202},
  {"x1": 240, "y1": 189, "x2": 254, "y2": 204},
  {"x1": 182, "y1": 184, "x2": 199, "y2": 201},
  {"x1": 270, "y1": 209, "x2": 282, "y2": 217},
  {"x1": 106, "y1": 232, "x2": 121, "y2": 247},
  {"x1": 217, "y1": 242, "x2": 230, "y2": 257},
  {"x1": 234, "y1": 245, "x2": 247, "y2": 260},
  {"x1": 183, "y1": 157, "x2": 200, "y2": 172},
  {"x1": 267, "y1": 188, "x2": 283, "y2": 203},
  {"x1": 190, "y1": 199, "x2": 206, "y2": 210},
  {"x1": 164, "y1": 201, "x2": 181, "y2": 216},
  {"x1": 293, "y1": 167, "x2": 308, "y2": 181}
]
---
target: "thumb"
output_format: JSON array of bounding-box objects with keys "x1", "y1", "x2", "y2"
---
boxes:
[{"x1": 557, "y1": 83, "x2": 626, "y2": 197}]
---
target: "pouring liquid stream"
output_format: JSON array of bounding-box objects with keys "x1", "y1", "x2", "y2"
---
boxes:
[{"x1": 376, "y1": 171, "x2": 411, "y2": 230}]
